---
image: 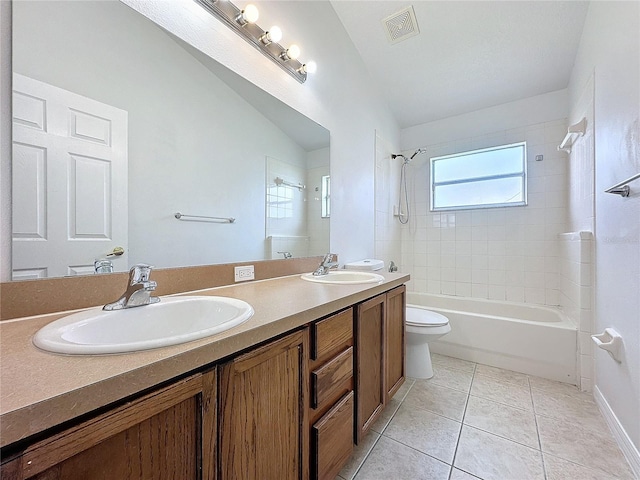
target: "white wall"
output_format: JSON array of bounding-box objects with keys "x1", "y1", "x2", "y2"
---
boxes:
[
  {"x1": 568, "y1": 0, "x2": 640, "y2": 467},
  {"x1": 123, "y1": 0, "x2": 400, "y2": 264},
  {"x1": 11, "y1": 0, "x2": 313, "y2": 269},
  {"x1": 399, "y1": 91, "x2": 569, "y2": 306},
  {"x1": 374, "y1": 131, "x2": 401, "y2": 269},
  {"x1": 402, "y1": 89, "x2": 568, "y2": 151},
  {"x1": 0, "y1": 1, "x2": 11, "y2": 281}
]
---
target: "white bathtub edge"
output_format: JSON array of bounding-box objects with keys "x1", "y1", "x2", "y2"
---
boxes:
[
  {"x1": 430, "y1": 341, "x2": 577, "y2": 384},
  {"x1": 408, "y1": 292, "x2": 578, "y2": 385}
]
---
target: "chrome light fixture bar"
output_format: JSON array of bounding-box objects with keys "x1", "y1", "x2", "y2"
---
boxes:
[{"x1": 195, "y1": 0, "x2": 315, "y2": 83}]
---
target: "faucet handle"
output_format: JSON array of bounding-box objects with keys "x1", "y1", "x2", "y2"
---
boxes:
[
  {"x1": 322, "y1": 253, "x2": 337, "y2": 264},
  {"x1": 129, "y1": 263, "x2": 154, "y2": 284}
]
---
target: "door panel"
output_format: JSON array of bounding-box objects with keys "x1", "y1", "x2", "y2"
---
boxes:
[{"x1": 11, "y1": 73, "x2": 128, "y2": 278}]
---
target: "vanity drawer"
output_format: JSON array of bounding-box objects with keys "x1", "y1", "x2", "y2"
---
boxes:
[
  {"x1": 312, "y1": 391, "x2": 354, "y2": 480},
  {"x1": 311, "y1": 347, "x2": 353, "y2": 408},
  {"x1": 312, "y1": 308, "x2": 353, "y2": 361}
]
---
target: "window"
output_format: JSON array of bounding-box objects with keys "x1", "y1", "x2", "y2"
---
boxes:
[{"x1": 430, "y1": 142, "x2": 527, "y2": 211}]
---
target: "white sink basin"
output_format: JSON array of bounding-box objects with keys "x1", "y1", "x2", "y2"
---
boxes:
[
  {"x1": 33, "y1": 296, "x2": 254, "y2": 355},
  {"x1": 300, "y1": 271, "x2": 385, "y2": 284}
]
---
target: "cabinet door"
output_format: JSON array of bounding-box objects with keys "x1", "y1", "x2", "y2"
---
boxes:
[
  {"x1": 355, "y1": 294, "x2": 385, "y2": 443},
  {"x1": 311, "y1": 391, "x2": 354, "y2": 480},
  {"x1": 218, "y1": 329, "x2": 309, "y2": 480},
  {"x1": 2, "y1": 371, "x2": 216, "y2": 480},
  {"x1": 385, "y1": 285, "x2": 406, "y2": 402}
]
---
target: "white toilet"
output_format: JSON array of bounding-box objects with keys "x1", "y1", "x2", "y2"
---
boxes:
[{"x1": 405, "y1": 305, "x2": 451, "y2": 379}]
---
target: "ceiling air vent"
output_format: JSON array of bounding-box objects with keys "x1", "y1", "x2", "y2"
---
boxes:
[{"x1": 382, "y1": 6, "x2": 420, "y2": 45}]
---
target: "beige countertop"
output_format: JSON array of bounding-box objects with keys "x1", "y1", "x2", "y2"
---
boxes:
[{"x1": 0, "y1": 272, "x2": 408, "y2": 450}]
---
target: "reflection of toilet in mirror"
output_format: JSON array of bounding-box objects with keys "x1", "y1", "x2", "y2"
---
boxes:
[{"x1": 405, "y1": 305, "x2": 451, "y2": 379}]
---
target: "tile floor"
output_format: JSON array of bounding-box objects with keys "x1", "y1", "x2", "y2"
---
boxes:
[{"x1": 338, "y1": 354, "x2": 636, "y2": 480}]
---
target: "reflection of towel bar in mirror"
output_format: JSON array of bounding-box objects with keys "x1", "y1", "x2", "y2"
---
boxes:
[
  {"x1": 274, "y1": 176, "x2": 305, "y2": 191},
  {"x1": 174, "y1": 213, "x2": 236, "y2": 223},
  {"x1": 557, "y1": 117, "x2": 587, "y2": 154},
  {"x1": 605, "y1": 172, "x2": 640, "y2": 198}
]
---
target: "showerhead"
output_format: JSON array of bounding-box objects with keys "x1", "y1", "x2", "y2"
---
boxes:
[
  {"x1": 392, "y1": 148, "x2": 427, "y2": 163},
  {"x1": 410, "y1": 148, "x2": 427, "y2": 159}
]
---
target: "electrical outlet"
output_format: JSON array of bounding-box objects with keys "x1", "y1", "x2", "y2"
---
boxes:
[{"x1": 234, "y1": 265, "x2": 255, "y2": 282}]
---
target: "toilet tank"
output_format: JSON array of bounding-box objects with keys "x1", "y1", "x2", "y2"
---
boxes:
[{"x1": 344, "y1": 259, "x2": 384, "y2": 271}]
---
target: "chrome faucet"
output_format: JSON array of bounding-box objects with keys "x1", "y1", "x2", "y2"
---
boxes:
[
  {"x1": 103, "y1": 264, "x2": 160, "y2": 310},
  {"x1": 278, "y1": 251, "x2": 293, "y2": 259},
  {"x1": 313, "y1": 253, "x2": 338, "y2": 276}
]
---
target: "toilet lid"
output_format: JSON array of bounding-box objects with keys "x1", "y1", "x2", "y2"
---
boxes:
[{"x1": 406, "y1": 306, "x2": 449, "y2": 327}]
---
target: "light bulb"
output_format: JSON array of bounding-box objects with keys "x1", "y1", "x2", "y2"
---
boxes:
[
  {"x1": 301, "y1": 61, "x2": 317, "y2": 74},
  {"x1": 239, "y1": 4, "x2": 259, "y2": 24},
  {"x1": 268, "y1": 26, "x2": 282, "y2": 43},
  {"x1": 260, "y1": 26, "x2": 282, "y2": 45},
  {"x1": 286, "y1": 44, "x2": 300, "y2": 60}
]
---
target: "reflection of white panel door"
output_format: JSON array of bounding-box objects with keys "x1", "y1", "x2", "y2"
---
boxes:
[{"x1": 12, "y1": 74, "x2": 128, "y2": 279}]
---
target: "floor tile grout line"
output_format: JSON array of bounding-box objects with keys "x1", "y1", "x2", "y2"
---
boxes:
[
  {"x1": 542, "y1": 450, "x2": 633, "y2": 479},
  {"x1": 432, "y1": 360, "x2": 476, "y2": 375},
  {"x1": 473, "y1": 371, "x2": 533, "y2": 390},
  {"x1": 528, "y1": 371, "x2": 549, "y2": 480},
  {"x1": 380, "y1": 425, "x2": 461, "y2": 468},
  {"x1": 466, "y1": 391, "x2": 535, "y2": 413},
  {"x1": 354, "y1": 359, "x2": 631, "y2": 480},
  {"x1": 532, "y1": 415, "x2": 630, "y2": 477},
  {"x1": 429, "y1": 380, "x2": 473, "y2": 395},
  {"x1": 414, "y1": 378, "x2": 475, "y2": 397},
  {"x1": 460, "y1": 422, "x2": 542, "y2": 452},
  {"x1": 349, "y1": 434, "x2": 383, "y2": 480},
  {"x1": 350, "y1": 377, "x2": 418, "y2": 478},
  {"x1": 432, "y1": 361, "x2": 477, "y2": 375},
  {"x1": 448, "y1": 362, "x2": 476, "y2": 479},
  {"x1": 375, "y1": 433, "x2": 455, "y2": 472},
  {"x1": 375, "y1": 378, "x2": 417, "y2": 434}
]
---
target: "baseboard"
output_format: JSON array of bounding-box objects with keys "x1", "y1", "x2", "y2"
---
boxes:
[{"x1": 593, "y1": 385, "x2": 640, "y2": 479}]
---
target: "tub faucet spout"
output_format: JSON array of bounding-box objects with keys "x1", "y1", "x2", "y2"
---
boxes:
[{"x1": 103, "y1": 264, "x2": 160, "y2": 310}]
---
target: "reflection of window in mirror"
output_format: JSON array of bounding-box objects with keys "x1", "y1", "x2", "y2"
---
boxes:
[{"x1": 321, "y1": 175, "x2": 331, "y2": 218}]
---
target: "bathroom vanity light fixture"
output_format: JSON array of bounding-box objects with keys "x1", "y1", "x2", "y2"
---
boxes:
[{"x1": 195, "y1": 0, "x2": 316, "y2": 83}]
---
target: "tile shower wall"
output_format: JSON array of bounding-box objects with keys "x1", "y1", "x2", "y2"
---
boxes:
[
  {"x1": 266, "y1": 157, "x2": 309, "y2": 259},
  {"x1": 562, "y1": 78, "x2": 595, "y2": 393},
  {"x1": 559, "y1": 232, "x2": 594, "y2": 392},
  {"x1": 401, "y1": 119, "x2": 569, "y2": 307}
]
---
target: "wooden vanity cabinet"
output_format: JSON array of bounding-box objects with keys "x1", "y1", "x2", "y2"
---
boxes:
[
  {"x1": 218, "y1": 328, "x2": 309, "y2": 480},
  {"x1": 308, "y1": 309, "x2": 355, "y2": 480},
  {"x1": 1, "y1": 283, "x2": 407, "y2": 480},
  {"x1": 385, "y1": 285, "x2": 406, "y2": 402},
  {"x1": 355, "y1": 285, "x2": 406, "y2": 443},
  {"x1": 1, "y1": 370, "x2": 217, "y2": 480}
]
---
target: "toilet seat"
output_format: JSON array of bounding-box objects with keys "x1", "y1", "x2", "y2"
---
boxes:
[{"x1": 406, "y1": 305, "x2": 449, "y2": 327}]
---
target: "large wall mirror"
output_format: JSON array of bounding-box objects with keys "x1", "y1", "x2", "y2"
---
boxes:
[{"x1": 8, "y1": 0, "x2": 330, "y2": 280}]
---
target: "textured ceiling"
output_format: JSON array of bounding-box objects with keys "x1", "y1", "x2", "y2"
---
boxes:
[{"x1": 331, "y1": 1, "x2": 589, "y2": 128}]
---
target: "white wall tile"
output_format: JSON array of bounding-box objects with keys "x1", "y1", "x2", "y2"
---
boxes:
[
  {"x1": 441, "y1": 281, "x2": 456, "y2": 295},
  {"x1": 456, "y1": 282, "x2": 472, "y2": 297},
  {"x1": 506, "y1": 286, "x2": 525, "y2": 303},
  {"x1": 472, "y1": 283, "x2": 489, "y2": 298},
  {"x1": 402, "y1": 118, "x2": 568, "y2": 307}
]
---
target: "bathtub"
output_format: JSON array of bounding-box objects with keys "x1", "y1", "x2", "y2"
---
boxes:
[{"x1": 407, "y1": 292, "x2": 578, "y2": 384}]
